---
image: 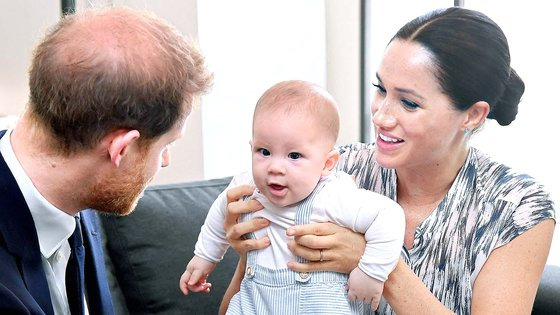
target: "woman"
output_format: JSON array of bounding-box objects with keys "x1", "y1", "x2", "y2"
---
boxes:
[{"x1": 220, "y1": 7, "x2": 555, "y2": 314}]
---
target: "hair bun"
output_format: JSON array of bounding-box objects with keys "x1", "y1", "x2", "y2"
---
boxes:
[{"x1": 491, "y1": 68, "x2": 525, "y2": 126}]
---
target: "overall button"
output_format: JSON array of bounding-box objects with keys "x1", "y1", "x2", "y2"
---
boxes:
[
  {"x1": 296, "y1": 271, "x2": 311, "y2": 283},
  {"x1": 245, "y1": 266, "x2": 255, "y2": 278}
]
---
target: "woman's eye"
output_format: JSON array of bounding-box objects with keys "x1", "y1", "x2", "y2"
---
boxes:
[
  {"x1": 259, "y1": 148, "x2": 271, "y2": 156},
  {"x1": 288, "y1": 152, "x2": 301, "y2": 160},
  {"x1": 402, "y1": 99, "x2": 420, "y2": 109},
  {"x1": 372, "y1": 82, "x2": 386, "y2": 94}
]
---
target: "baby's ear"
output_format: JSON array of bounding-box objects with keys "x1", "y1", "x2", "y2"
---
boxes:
[{"x1": 321, "y1": 149, "x2": 340, "y2": 176}]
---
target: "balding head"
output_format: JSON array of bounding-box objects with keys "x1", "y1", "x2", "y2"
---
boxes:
[
  {"x1": 253, "y1": 80, "x2": 340, "y2": 146},
  {"x1": 28, "y1": 7, "x2": 213, "y2": 155}
]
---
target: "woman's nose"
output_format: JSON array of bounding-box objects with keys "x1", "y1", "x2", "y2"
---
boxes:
[{"x1": 371, "y1": 99, "x2": 397, "y2": 128}]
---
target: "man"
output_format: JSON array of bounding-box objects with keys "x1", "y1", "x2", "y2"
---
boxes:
[{"x1": 0, "y1": 7, "x2": 212, "y2": 314}]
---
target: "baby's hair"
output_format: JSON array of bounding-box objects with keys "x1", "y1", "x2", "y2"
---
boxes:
[{"x1": 253, "y1": 80, "x2": 339, "y2": 145}]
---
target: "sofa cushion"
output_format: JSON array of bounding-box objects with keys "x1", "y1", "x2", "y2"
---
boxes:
[
  {"x1": 100, "y1": 177, "x2": 236, "y2": 315},
  {"x1": 533, "y1": 264, "x2": 560, "y2": 314}
]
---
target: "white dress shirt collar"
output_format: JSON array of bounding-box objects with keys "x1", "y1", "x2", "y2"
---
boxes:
[{"x1": 0, "y1": 128, "x2": 75, "y2": 258}]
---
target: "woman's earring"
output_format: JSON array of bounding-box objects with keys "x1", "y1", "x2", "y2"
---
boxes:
[{"x1": 464, "y1": 128, "x2": 470, "y2": 136}]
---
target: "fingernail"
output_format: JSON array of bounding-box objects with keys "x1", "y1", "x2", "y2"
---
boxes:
[
  {"x1": 263, "y1": 236, "x2": 270, "y2": 245},
  {"x1": 259, "y1": 218, "x2": 269, "y2": 226},
  {"x1": 286, "y1": 227, "x2": 294, "y2": 235}
]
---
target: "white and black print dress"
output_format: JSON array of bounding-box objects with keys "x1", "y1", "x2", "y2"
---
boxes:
[{"x1": 337, "y1": 143, "x2": 556, "y2": 315}]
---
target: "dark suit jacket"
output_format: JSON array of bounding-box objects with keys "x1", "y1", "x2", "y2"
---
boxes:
[{"x1": 0, "y1": 130, "x2": 114, "y2": 314}]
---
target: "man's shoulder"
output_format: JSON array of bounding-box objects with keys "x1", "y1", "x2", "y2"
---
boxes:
[
  {"x1": 0, "y1": 236, "x2": 38, "y2": 314},
  {"x1": 0, "y1": 240, "x2": 21, "y2": 276}
]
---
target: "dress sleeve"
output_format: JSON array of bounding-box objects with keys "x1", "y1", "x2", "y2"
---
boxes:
[{"x1": 496, "y1": 180, "x2": 555, "y2": 248}]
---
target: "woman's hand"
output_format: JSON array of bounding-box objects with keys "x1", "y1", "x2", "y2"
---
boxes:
[
  {"x1": 219, "y1": 184, "x2": 270, "y2": 315},
  {"x1": 224, "y1": 184, "x2": 270, "y2": 255},
  {"x1": 285, "y1": 222, "x2": 365, "y2": 274}
]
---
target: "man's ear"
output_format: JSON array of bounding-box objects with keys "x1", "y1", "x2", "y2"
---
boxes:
[
  {"x1": 464, "y1": 101, "x2": 490, "y2": 132},
  {"x1": 106, "y1": 129, "x2": 141, "y2": 167},
  {"x1": 321, "y1": 149, "x2": 340, "y2": 176}
]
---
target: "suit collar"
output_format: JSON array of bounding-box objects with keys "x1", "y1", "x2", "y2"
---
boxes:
[
  {"x1": 1, "y1": 130, "x2": 114, "y2": 314},
  {"x1": 81, "y1": 210, "x2": 115, "y2": 313},
  {"x1": 0, "y1": 129, "x2": 55, "y2": 315},
  {"x1": 0, "y1": 130, "x2": 42, "y2": 260},
  {"x1": 1, "y1": 128, "x2": 75, "y2": 258}
]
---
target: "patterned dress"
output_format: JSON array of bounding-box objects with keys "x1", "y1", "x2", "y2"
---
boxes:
[{"x1": 337, "y1": 143, "x2": 556, "y2": 315}]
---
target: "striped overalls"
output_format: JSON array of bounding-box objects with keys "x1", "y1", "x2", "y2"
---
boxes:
[{"x1": 226, "y1": 181, "x2": 364, "y2": 315}]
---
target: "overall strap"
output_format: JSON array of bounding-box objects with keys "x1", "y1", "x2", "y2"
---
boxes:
[{"x1": 294, "y1": 179, "x2": 328, "y2": 263}]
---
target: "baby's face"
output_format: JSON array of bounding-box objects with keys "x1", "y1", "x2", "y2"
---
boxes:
[{"x1": 251, "y1": 110, "x2": 332, "y2": 207}]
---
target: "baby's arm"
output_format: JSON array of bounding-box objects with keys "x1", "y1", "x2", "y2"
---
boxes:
[
  {"x1": 179, "y1": 190, "x2": 228, "y2": 296},
  {"x1": 347, "y1": 267, "x2": 384, "y2": 309},
  {"x1": 180, "y1": 256, "x2": 216, "y2": 295},
  {"x1": 324, "y1": 176, "x2": 405, "y2": 310},
  {"x1": 193, "y1": 172, "x2": 254, "y2": 262},
  {"x1": 180, "y1": 172, "x2": 254, "y2": 295},
  {"x1": 351, "y1": 190, "x2": 404, "y2": 310}
]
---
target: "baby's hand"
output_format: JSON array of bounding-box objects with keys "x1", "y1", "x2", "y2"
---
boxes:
[
  {"x1": 347, "y1": 267, "x2": 384, "y2": 311},
  {"x1": 179, "y1": 256, "x2": 216, "y2": 295}
]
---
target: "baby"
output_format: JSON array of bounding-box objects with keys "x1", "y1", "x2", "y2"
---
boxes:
[{"x1": 180, "y1": 80, "x2": 405, "y2": 313}]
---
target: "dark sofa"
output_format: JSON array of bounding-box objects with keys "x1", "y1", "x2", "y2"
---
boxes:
[{"x1": 99, "y1": 177, "x2": 559, "y2": 315}]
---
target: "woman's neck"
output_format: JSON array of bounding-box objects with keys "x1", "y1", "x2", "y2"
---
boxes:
[
  {"x1": 397, "y1": 146, "x2": 469, "y2": 249},
  {"x1": 396, "y1": 146, "x2": 469, "y2": 206}
]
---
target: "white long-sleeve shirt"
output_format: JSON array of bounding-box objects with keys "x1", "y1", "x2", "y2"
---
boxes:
[{"x1": 194, "y1": 170, "x2": 405, "y2": 281}]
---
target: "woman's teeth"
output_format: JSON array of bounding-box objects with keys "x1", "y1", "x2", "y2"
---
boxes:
[{"x1": 379, "y1": 133, "x2": 400, "y2": 143}]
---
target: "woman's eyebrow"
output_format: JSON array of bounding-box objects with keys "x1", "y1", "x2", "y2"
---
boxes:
[{"x1": 376, "y1": 73, "x2": 425, "y2": 101}]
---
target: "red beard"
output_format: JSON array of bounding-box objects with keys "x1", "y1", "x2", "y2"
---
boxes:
[{"x1": 86, "y1": 155, "x2": 149, "y2": 216}]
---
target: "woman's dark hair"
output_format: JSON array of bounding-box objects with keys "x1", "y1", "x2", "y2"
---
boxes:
[{"x1": 392, "y1": 7, "x2": 524, "y2": 126}]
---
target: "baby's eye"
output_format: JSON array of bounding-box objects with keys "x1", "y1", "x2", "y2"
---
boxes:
[
  {"x1": 258, "y1": 148, "x2": 271, "y2": 156},
  {"x1": 288, "y1": 152, "x2": 301, "y2": 160}
]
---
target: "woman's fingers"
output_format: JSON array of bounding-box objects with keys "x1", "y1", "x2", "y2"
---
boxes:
[
  {"x1": 226, "y1": 217, "x2": 270, "y2": 254},
  {"x1": 226, "y1": 217, "x2": 268, "y2": 239},
  {"x1": 224, "y1": 185, "x2": 269, "y2": 255},
  {"x1": 224, "y1": 186, "x2": 263, "y2": 228},
  {"x1": 286, "y1": 222, "x2": 366, "y2": 274},
  {"x1": 294, "y1": 233, "x2": 339, "y2": 250},
  {"x1": 226, "y1": 184, "x2": 257, "y2": 207},
  {"x1": 224, "y1": 184, "x2": 263, "y2": 235},
  {"x1": 287, "y1": 239, "x2": 316, "y2": 260},
  {"x1": 287, "y1": 223, "x2": 345, "y2": 249},
  {"x1": 227, "y1": 198, "x2": 264, "y2": 216},
  {"x1": 232, "y1": 236, "x2": 271, "y2": 254},
  {"x1": 287, "y1": 222, "x2": 339, "y2": 237}
]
